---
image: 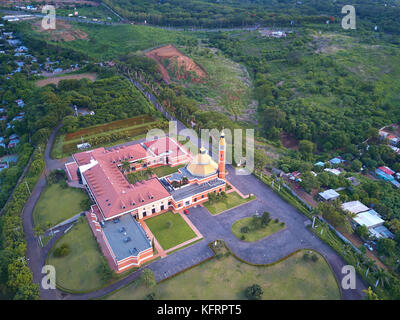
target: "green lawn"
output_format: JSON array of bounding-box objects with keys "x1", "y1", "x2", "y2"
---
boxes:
[
  {"x1": 145, "y1": 211, "x2": 197, "y2": 250},
  {"x1": 152, "y1": 164, "x2": 185, "y2": 178},
  {"x1": 105, "y1": 248, "x2": 340, "y2": 300},
  {"x1": 47, "y1": 219, "x2": 106, "y2": 292},
  {"x1": 232, "y1": 217, "x2": 285, "y2": 242},
  {"x1": 34, "y1": 182, "x2": 90, "y2": 229},
  {"x1": 204, "y1": 192, "x2": 255, "y2": 215}
]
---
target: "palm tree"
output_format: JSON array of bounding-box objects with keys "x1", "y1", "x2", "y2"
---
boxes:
[
  {"x1": 364, "y1": 259, "x2": 377, "y2": 278},
  {"x1": 374, "y1": 268, "x2": 390, "y2": 288},
  {"x1": 121, "y1": 160, "x2": 130, "y2": 173}
]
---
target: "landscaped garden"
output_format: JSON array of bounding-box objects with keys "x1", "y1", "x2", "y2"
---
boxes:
[
  {"x1": 232, "y1": 212, "x2": 285, "y2": 242},
  {"x1": 47, "y1": 219, "x2": 110, "y2": 292},
  {"x1": 33, "y1": 179, "x2": 90, "y2": 232},
  {"x1": 145, "y1": 211, "x2": 197, "y2": 250},
  {"x1": 151, "y1": 164, "x2": 186, "y2": 178},
  {"x1": 105, "y1": 244, "x2": 340, "y2": 300},
  {"x1": 203, "y1": 191, "x2": 255, "y2": 215}
]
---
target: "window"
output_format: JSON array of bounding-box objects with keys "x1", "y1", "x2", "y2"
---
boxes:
[
  {"x1": 152, "y1": 208, "x2": 156, "y2": 214},
  {"x1": 194, "y1": 198, "x2": 197, "y2": 202},
  {"x1": 178, "y1": 204, "x2": 181, "y2": 208},
  {"x1": 201, "y1": 195, "x2": 205, "y2": 198}
]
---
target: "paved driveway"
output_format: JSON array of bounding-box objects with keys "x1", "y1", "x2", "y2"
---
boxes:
[{"x1": 183, "y1": 165, "x2": 367, "y2": 300}]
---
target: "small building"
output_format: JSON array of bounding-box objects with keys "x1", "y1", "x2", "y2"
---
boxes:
[
  {"x1": 342, "y1": 200, "x2": 369, "y2": 215},
  {"x1": 324, "y1": 168, "x2": 342, "y2": 176},
  {"x1": 370, "y1": 225, "x2": 394, "y2": 239},
  {"x1": 271, "y1": 167, "x2": 284, "y2": 177},
  {"x1": 314, "y1": 161, "x2": 325, "y2": 167},
  {"x1": 318, "y1": 189, "x2": 340, "y2": 201},
  {"x1": 353, "y1": 210, "x2": 384, "y2": 229},
  {"x1": 329, "y1": 157, "x2": 343, "y2": 165},
  {"x1": 347, "y1": 176, "x2": 360, "y2": 186},
  {"x1": 375, "y1": 168, "x2": 394, "y2": 181},
  {"x1": 77, "y1": 142, "x2": 91, "y2": 150}
]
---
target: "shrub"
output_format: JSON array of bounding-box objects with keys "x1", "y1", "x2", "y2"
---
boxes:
[
  {"x1": 240, "y1": 235, "x2": 246, "y2": 240},
  {"x1": 240, "y1": 226, "x2": 250, "y2": 233},
  {"x1": 53, "y1": 243, "x2": 70, "y2": 257},
  {"x1": 311, "y1": 254, "x2": 319, "y2": 262},
  {"x1": 145, "y1": 292, "x2": 156, "y2": 300},
  {"x1": 140, "y1": 269, "x2": 156, "y2": 288},
  {"x1": 274, "y1": 218, "x2": 279, "y2": 223},
  {"x1": 244, "y1": 284, "x2": 263, "y2": 300},
  {"x1": 303, "y1": 253, "x2": 310, "y2": 261}
]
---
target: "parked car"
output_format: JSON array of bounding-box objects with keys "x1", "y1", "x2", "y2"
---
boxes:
[
  {"x1": 364, "y1": 243, "x2": 373, "y2": 251},
  {"x1": 184, "y1": 209, "x2": 189, "y2": 215}
]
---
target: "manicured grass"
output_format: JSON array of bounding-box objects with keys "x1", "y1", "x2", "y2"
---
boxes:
[
  {"x1": 34, "y1": 182, "x2": 90, "y2": 229},
  {"x1": 48, "y1": 220, "x2": 106, "y2": 292},
  {"x1": 232, "y1": 217, "x2": 285, "y2": 242},
  {"x1": 145, "y1": 211, "x2": 197, "y2": 250},
  {"x1": 105, "y1": 249, "x2": 340, "y2": 300},
  {"x1": 152, "y1": 164, "x2": 185, "y2": 178},
  {"x1": 204, "y1": 192, "x2": 255, "y2": 215}
]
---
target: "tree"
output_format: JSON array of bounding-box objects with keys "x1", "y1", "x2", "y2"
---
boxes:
[
  {"x1": 363, "y1": 287, "x2": 380, "y2": 300},
  {"x1": 121, "y1": 160, "x2": 131, "y2": 173},
  {"x1": 356, "y1": 225, "x2": 370, "y2": 240},
  {"x1": 261, "y1": 211, "x2": 270, "y2": 227},
  {"x1": 350, "y1": 159, "x2": 362, "y2": 172},
  {"x1": 244, "y1": 284, "x2": 263, "y2": 300},
  {"x1": 140, "y1": 269, "x2": 156, "y2": 288},
  {"x1": 13, "y1": 283, "x2": 40, "y2": 300},
  {"x1": 299, "y1": 140, "x2": 315, "y2": 158}
]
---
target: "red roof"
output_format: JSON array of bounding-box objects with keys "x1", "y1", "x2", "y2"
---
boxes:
[
  {"x1": 144, "y1": 136, "x2": 189, "y2": 158},
  {"x1": 378, "y1": 166, "x2": 394, "y2": 175},
  {"x1": 73, "y1": 138, "x2": 190, "y2": 220}
]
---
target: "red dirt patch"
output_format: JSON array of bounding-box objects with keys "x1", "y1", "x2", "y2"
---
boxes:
[
  {"x1": 145, "y1": 45, "x2": 206, "y2": 84},
  {"x1": 280, "y1": 132, "x2": 299, "y2": 150},
  {"x1": 33, "y1": 20, "x2": 88, "y2": 42}
]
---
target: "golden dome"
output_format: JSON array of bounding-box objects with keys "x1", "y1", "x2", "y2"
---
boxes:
[{"x1": 186, "y1": 147, "x2": 218, "y2": 177}]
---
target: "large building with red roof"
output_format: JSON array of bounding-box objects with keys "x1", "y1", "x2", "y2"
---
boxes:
[{"x1": 65, "y1": 134, "x2": 227, "y2": 272}]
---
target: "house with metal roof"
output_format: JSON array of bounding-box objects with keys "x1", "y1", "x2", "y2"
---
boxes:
[{"x1": 318, "y1": 189, "x2": 340, "y2": 201}]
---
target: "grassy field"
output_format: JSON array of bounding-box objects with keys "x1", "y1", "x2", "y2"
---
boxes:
[
  {"x1": 30, "y1": 22, "x2": 196, "y2": 60},
  {"x1": 106, "y1": 248, "x2": 340, "y2": 300},
  {"x1": 33, "y1": 182, "x2": 89, "y2": 229},
  {"x1": 51, "y1": 115, "x2": 159, "y2": 158},
  {"x1": 232, "y1": 217, "x2": 285, "y2": 242},
  {"x1": 48, "y1": 219, "x2": 106, "y2": 292},
  {"x1": 204, "y1": 192, "x2": 255, "y2": 215},
  {"x1": 152, "y1": 164, "x2": 186, "y2": 178},
  {"x1": 145, "y1": 211, "x2": 197, "y2": 250},
  {"x1": 180, "y1": 46, "x2": 253, "y2": 122}
]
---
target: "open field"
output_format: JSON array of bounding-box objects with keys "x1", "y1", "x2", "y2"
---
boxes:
[
  {"x1": 232, "y1": 217, "x2": 285, "y2": 242},
  {"x1": 28, "y1": 22, "x2": 197, "y2": 60},
  {"x1": 51, "y1": 115, "x2": 160, "y2": 157},
  {"x1": 204, "y1": 192, "x2": 255, "y2": 215},
  {"x1": 35, "y1": 73, "x2": 97, "y2": 87},
  {"x1": 106, "y1": 248, "x2": 340, "y2": 300},
  {"x1": 47, "y1": 219, "x2": 106, "y2": 292},
  {"x1": 65, "y1": 114, "x2": 153, "y2": 141},
  {"x1": 33, "y1": 182, "x2": 89, "y2": 229},
  {"x1": 183, "y1": 47, "x2": 253, "y2": 122},
  {"x1": 32, "y1": 20, "x2": 88, "y2": 42},
  {"x1": 145, "y1": 211, "x2": 197, "y2": 250}
]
